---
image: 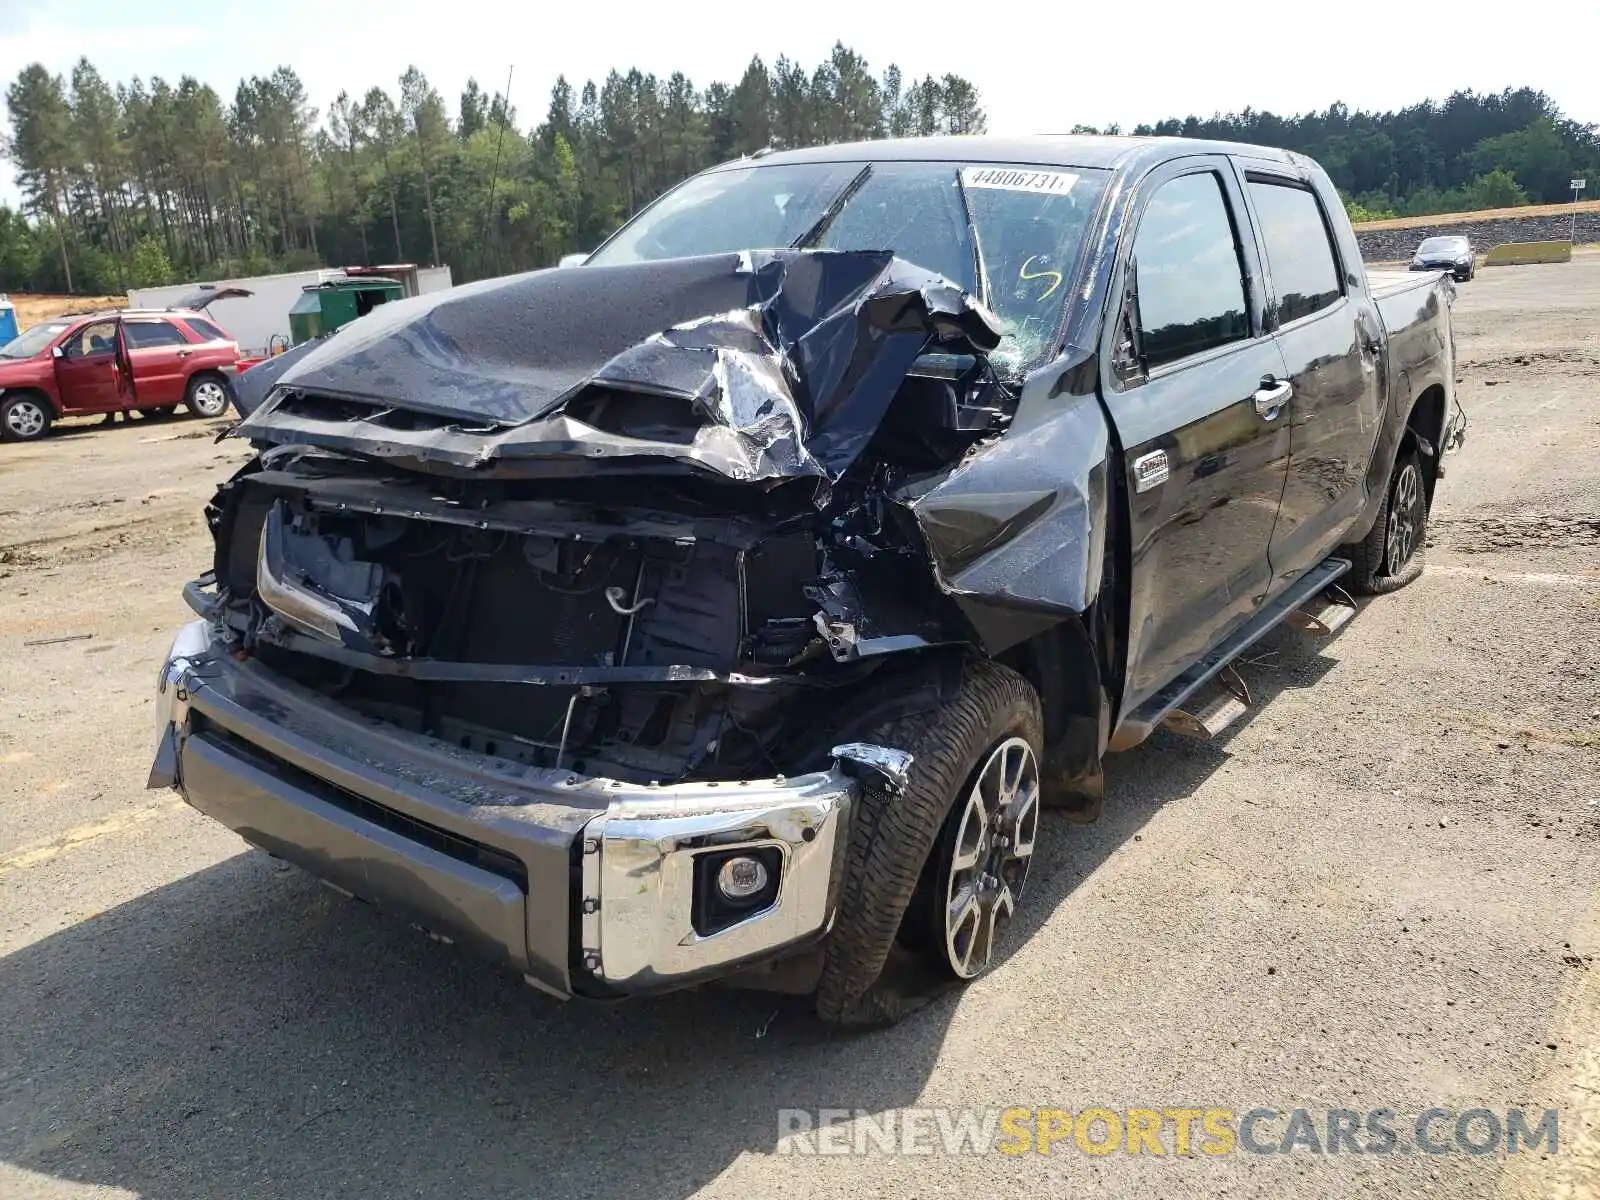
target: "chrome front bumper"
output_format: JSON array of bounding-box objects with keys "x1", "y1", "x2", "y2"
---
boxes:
[{"x1": 152, "y1": 617, "x2": 889, "y2": 997}]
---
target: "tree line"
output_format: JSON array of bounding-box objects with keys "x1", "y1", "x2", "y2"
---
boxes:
[
  {"x1": 0, "y1": 45, "x2": 984, "y2": 295},
  {"x1": 4, "y1": 58, "x2": 1596, "y2": 298},
  {"x1": 1121, "y1": 87, "x2": 1599, "y2": 220}
]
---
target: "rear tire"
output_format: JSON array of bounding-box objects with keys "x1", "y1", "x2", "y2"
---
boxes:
[
  {"x1": 184, "y1": 374, "x2": 231, "y2": 419},
  {"x1": 1, "y1": 393, "x2": 52, "y2": 442},
  {"x1": 813, "y1": 657, "x2": 1044, "y2": 1027},
  {"x1": 1343, "y1": 449, "x2": 1427, "y2": 595}
]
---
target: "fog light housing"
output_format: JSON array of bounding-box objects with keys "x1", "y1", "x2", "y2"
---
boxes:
[
  {"x1": 693, "y1": 846, "x2": 783, "y2": 936},
  {"x1": 717, "y1": 855, "x2": 769, "y2": 901}
]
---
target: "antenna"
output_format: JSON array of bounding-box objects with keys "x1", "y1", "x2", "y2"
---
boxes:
[{"x1": 481, "y1": 65, "x2": 514, "y2": 279}]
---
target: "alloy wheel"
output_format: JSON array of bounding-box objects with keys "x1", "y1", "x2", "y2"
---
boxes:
[
  {"x1": 943, "y1": 736, "x2": 1040, "y2": 979},
  {"x1": 191, "y1": 380, "x2": 229, "y2": 417},
  {"x1": 1385, "y1": 460, "x2": 1423, "y2": 574},
  {"x1": 5, "y1": 399, "x2": 46, "y2": 438}
]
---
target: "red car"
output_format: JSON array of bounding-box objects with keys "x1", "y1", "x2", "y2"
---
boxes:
[{"x1": 0, "y1": 306, "x2": 245, "y2": 442}]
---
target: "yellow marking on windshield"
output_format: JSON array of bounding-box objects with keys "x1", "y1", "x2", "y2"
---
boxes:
[{"x1": 1019, "y1": 256, "x2": 1064, "y2": 300}]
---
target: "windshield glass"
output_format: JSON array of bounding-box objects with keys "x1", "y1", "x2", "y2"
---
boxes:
[
  {"x1": 0, "y1": 322, "x2": 69, "y2": 359},
  {"x1": 589, "y1": 160, "x2": 1111, "y2": 369},
  {"x1": 1418, "y1": 237, "x2": 1467, "y2": 253}
]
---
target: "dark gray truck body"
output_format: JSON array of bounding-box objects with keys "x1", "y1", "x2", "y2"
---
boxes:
[{"x1": 154, "y1": 135, "x2": 1462, "y2": 1003}]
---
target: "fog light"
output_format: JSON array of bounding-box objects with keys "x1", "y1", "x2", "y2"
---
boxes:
[{"x1": 716, "y1": 855, "x2": 770, "y2": 902}]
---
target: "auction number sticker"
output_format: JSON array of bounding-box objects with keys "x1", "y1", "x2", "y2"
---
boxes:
[{"x1": 960, "y1": 167, "x2": 1079, "y2": 195}]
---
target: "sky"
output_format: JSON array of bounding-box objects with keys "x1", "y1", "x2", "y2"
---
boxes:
[{"x1": 2, "y1": 0, "x2": 1596, "y2": 209}]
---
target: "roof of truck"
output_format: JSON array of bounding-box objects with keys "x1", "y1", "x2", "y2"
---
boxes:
[{"x1": 719, "y1": 134, "x2": 1299, "y2": 173}]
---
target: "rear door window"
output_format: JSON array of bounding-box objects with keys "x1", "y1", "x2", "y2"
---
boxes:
[
  {"x1": 1132, "y1": 172, "x2": 1251, "y2": 368},
  {"x1": 1248, "y1": 180, "x2": 1342, "y2": 324},
  {"x1": 123, "y1": 320, "x2": 187, "y2": 348}
]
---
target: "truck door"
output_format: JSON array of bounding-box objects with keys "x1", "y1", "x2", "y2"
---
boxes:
[
  {"x1": 52, "y1": 319, "x2": 127, "y2": 414},
  {"x1": 1103, "y1": 160, "x2": 1294, "y2": 713},
  {"x1": 122, "y1": 317, "x2": 191, "y2": 407},
  {"x1": 1241, "y1": 168, "x2": 1385, "y2": 580}
]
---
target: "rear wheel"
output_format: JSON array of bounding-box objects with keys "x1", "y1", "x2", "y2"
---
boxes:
[
  {"x1": 813, "y1": 657, "x2": 1044, "y2": 1027},
  {"x1": 1344, "y1": 449, "x2": 1427, "y2": 594},
  {"x1": 1, "y1": 393, "x2": 52, "y2": 442},
  {"x1": 184, "y1": 375, "x2": 231, "y2": 418}
]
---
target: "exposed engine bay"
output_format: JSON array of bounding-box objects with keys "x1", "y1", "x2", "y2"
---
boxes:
[{"x1": 207, "y1": 248, "x2": 1108, "y2": 785}]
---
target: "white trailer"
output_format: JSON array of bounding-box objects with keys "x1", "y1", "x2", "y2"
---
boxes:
[{"x1": 130, "y1": 264, "x2": 453, "y2": 356}]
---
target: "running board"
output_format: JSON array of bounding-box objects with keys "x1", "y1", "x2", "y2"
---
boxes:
[
  {"x1": 1110, "y1": 557, "x2": 1352, "y2": 751},
  {"x1": 1283, "y1": 582, "x2": 1358, "y2": 637}
]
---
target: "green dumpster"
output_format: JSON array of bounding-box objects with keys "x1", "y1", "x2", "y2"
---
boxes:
[{"x1": 288, "y1": 276, "x2": 405, "y2": 346}]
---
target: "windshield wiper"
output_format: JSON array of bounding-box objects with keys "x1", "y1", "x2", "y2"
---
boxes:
[{"x1": 792, "y1": 164, "x2": 873, "y2": 249}]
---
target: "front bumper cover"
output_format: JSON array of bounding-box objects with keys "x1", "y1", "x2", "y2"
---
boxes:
[{"x1": 151, "y1": 618, "x2": 878, "y2": 997}]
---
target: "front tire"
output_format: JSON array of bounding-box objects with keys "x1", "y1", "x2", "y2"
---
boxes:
[
  {"x1": 1344, "y1": 449, "x2": 1427, "y2": 594},
  {"x1": 184, "y1": 375, "x2": 232, "y2": 419},
  {"x1": 1, "y1": 393, "x2": 53, "y2": 442},
  {"x1": 915, "y1": 735, "x2": 1041, "y2": 981},
  {"x1": 813, "y1": 657, "x2": 1044, "y2": 1027}
]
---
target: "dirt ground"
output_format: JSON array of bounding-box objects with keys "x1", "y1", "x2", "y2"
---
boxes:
[
  {"x1": 7, "y1": 295, "x2": 126, "y2": 329},
  {"x1": 1, "y1": 260, "x2": 1598, "y2": 1200}
]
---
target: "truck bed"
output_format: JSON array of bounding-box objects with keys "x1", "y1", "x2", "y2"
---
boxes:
[
  {"x1": 1369, "y1": 270, "x2": 1455, "y2": 381},
  {"x1": 1367, "y1": 268, "x2": 1446, "y2": 303}
]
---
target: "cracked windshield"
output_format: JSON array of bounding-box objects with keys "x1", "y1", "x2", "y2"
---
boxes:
[{"x1": 588, "y1": 160, "x2": 1109, "y2": 370}]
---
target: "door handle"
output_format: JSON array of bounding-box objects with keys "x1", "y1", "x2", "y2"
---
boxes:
[
  {"x1": 177, "y1": 349, "x2": 193, "y2": 358},
  {"x1": 1253, "y1": 377, "x2": 1292, "y2": 418}
]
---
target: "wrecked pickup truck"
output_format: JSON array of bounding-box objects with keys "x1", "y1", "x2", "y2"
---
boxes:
[{"x1": 150, "y1": 136, "x2": 1464, "y2": 1026}]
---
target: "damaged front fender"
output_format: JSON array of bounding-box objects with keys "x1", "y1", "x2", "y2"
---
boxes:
[{"x1": 898, "y1": 349, "x2": 1110, "y2": 653}]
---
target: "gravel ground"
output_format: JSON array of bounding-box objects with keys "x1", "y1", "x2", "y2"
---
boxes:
[{"x1": 1, "y1": 260, "x2": 1597, "y2": 1199}]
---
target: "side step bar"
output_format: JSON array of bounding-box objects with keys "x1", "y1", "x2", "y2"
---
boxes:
[
  {"x1": 1282, "y1": 581, "x2": 1358, "y2": 637},
  {"x1": 1110, "y1": 557, "x2": 1353, "y2": 751}
]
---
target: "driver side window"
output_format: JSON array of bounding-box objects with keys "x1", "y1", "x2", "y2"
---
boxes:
[
  {"x1": 1131, "y1": 172, "x2": 1250, "y2": 369},
  {"x1": 63, "y1": 321, "x2": 117, "y2": 359}
]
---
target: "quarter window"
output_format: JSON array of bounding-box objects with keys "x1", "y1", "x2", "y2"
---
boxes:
[
  {"x1": 1248, "y1": 180, "x2": 1342, "y2": 324},
  {"x1": 1132, "y1": 172, "x2": 1250, "y2": 368},
  {"x1": 183, "y1": 317, "x2": 229, "y2": 342},
  {"x1": 123, "y1": 320, "x2": 187, "y2": 348}
]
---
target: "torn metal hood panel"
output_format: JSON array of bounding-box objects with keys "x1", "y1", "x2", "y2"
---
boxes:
[{"x1": 234, "y1": 249, "x2": 1002, "y2": 485}]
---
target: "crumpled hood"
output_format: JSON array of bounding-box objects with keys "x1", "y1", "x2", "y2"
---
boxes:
[{"x1": 234, "y1": 249, "x2": 1001, "y2": 486}]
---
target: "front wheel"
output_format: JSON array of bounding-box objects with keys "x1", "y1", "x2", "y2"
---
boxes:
[
  {"x1": 813, "y1": 657, "x2": 1044, "y2": 1027},
  {"x1": 1343, "y1": 449, "x2": 1427, "y2": 594},
  {"x1": 915, "y1": 735, "x2": 1041, "y2": 981},
  {"x1": 1, "y1": 394, "x2": 53, "y2": 442},
  {"x1": 184, "y1": 375, "x2": 232, "y2": 419}
]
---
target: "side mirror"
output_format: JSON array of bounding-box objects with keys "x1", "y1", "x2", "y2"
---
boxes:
[
  {"x1": 50, "y1": 345, "x2": 64, "y2": 359},
  {"x1": 557, "y1": 252, "x2": 589, "y2": 269}
]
